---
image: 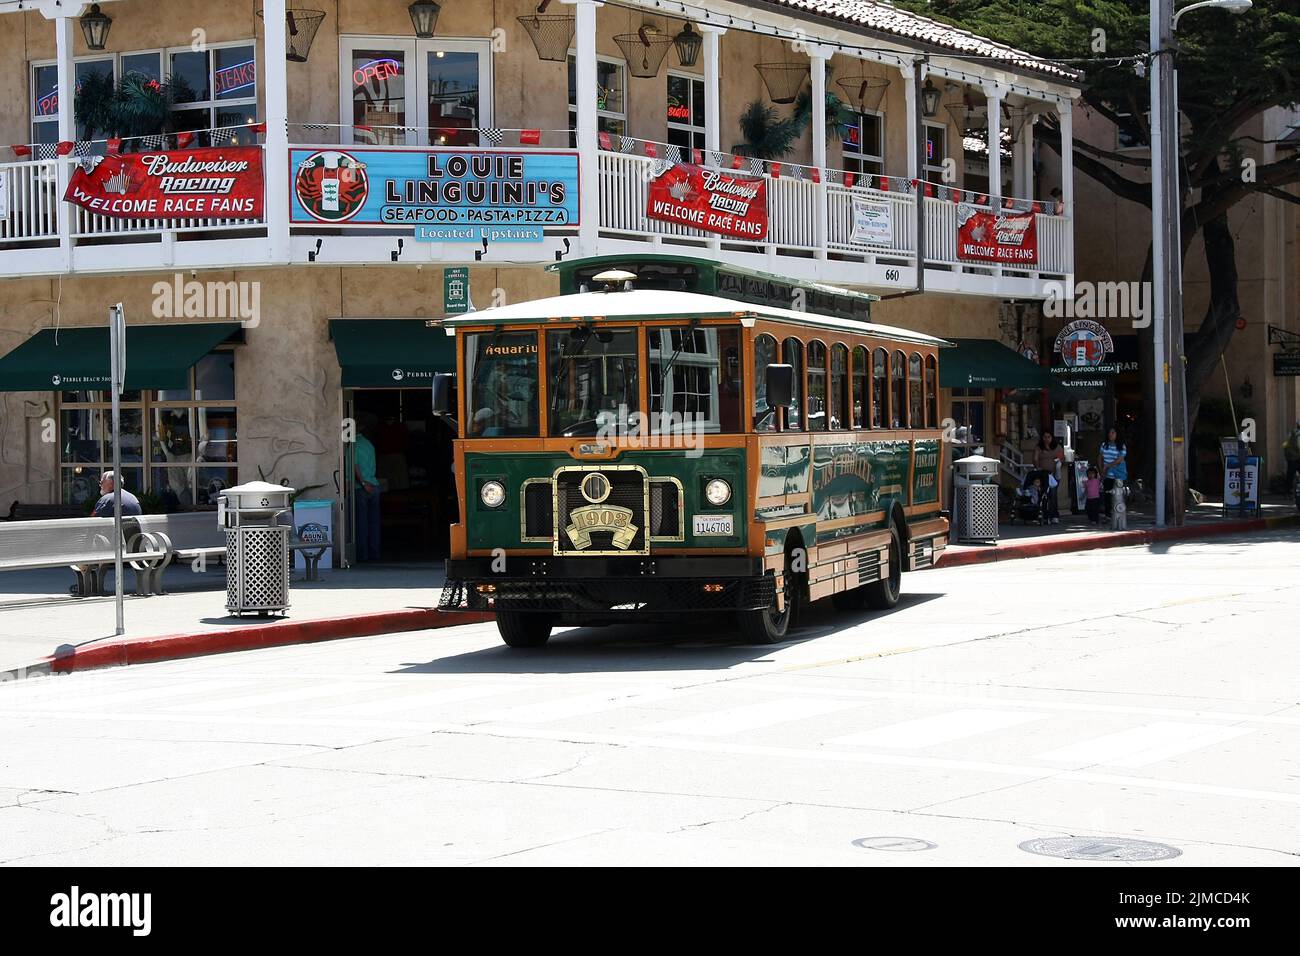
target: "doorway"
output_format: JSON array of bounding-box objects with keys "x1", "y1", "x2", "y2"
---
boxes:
[
  {"x1": 344, "y1": 387, "x2": 457, "y2": 563},
  {"x1": 340, "y1": 36, "x2": 493, "y2": 146}
]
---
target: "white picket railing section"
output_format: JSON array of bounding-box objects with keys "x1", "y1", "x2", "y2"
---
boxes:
[
  {"x1": 0, "y1": 159, "x2": 61, "y2": 242},
  {"x1": 0, "y1": 145, "x2": 1072, "y2": 281}
]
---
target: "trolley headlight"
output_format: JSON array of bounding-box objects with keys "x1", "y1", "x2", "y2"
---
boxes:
[
  {"x1": 480, "y1": 480, "x2": 506, "y2": 508},
  {"x1": 704, "y1": 478, "x2": 732, "y2": 507}
]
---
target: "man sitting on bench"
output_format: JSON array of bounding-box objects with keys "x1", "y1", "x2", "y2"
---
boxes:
[{"x1": 92, "y1": 471, "x2": 142, "y2": 518}]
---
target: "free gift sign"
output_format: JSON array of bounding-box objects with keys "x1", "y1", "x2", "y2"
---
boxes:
[
  {"x1": 646, "y1": 163, "x2": 768, "y2": 240},
  {"x1": 64, "y1": 148, "x2": 265, "y2": 219}
]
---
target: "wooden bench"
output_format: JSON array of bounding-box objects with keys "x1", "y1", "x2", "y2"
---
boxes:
[
  {"x1": 4, "y1": 500, "x2": 87, "y2": 521},
  {"x1": 0, "y1": 516, "x2": 166, "y2": 596}
]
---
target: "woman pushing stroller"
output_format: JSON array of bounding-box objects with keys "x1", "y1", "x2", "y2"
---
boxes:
[{"x1": 1027, "y1": 429, "x2": 1064, "y2": 524}]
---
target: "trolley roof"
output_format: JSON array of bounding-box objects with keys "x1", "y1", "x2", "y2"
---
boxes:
[{"x1": 439, "y1": 287, "x2": 951, "y2": 348}]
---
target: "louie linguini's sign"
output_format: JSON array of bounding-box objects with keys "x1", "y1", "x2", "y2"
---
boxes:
[
  {"x1": 289, "y1": 147, "x2": 579, "y2": 242},
  {"x1": 956, "y1": 204, "x2": 1038, "y2": 266},
  {"x1": 64, "y1": 148, "x2": 265, "y2": 219},
  {"x1": 646, "y1": 163, "x2": 768, "y2": 240}
]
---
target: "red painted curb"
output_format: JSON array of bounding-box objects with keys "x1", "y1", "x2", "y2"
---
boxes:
[
  {"x1": 45, "y1": 607, "x2": 494, "y2": 675},
  {"x1": 935, "y1": 513, "x2": 1297, "y2": 569}
]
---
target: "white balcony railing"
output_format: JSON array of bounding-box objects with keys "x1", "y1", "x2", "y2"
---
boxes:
[{"x1": 0, "y1": 142, "x2": 1072, "y2": 291}]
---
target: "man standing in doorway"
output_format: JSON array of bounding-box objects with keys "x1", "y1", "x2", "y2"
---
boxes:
[{"x1": 354, "y1": 415, "x2": 381, "y2": 562}]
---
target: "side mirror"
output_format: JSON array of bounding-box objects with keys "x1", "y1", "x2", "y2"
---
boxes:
[
  {"x1": 765, "y1": 363, "x2": 794, "y2": 410},
  {"x1": 431, "y1": 372, "x2": 455, "y2": 416}
]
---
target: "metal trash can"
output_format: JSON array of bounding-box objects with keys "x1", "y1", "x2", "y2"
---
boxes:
[
  {"x1": 952, "y1": 454, "x2": 1000, "y2": 542},
  {"x1": 218, "y1": 480, "x2": 294, "y2": 616}
]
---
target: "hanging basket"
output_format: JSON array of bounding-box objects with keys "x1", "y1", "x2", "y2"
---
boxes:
[
  {"x1": 614, "y1": 28, "x2": 675, "y2": 79},
  {"x1": 517, "y1": 14, "x2": 577, "y2": 62},
  {"x1": 834, "y1": 75, "x2": 890, "y2": 113},
  {"x1": 256, "y1": 8, "x2": 326, "y2": 63},
  {"x1": 945, "y1": 96, "x2": 988, "y2": 132},
  {"x1": 1002, "y1": 104, "x2": 1032, "y2": 143},
  {"x1": 755, "y1": 62, "x2": 809, "y2": 105}
]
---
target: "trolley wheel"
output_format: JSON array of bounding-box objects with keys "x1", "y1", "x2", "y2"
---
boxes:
[
  {"x1": 863, "y1": 524, "x2": 903, "y2": 611},
  {"x1": 496, "y1": 610, "x2": 553, "y2": 648},
  {"x1": 738, "y1": 554, "x2": 800, "y2": 645}
]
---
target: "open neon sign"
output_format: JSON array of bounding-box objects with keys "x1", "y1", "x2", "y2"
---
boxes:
[{"x1": 354, "y1": 58, "x2": 402, "y2": 88}]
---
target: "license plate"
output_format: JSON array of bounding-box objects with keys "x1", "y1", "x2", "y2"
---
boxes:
[{"x1": 692, "y1": 514, "x2": 733, "y2": 536}]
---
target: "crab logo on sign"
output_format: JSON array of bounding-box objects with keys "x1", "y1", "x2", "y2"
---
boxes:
[
  {"x1": 294, "y1": 150, "x2": 370, "y2": 223},
  {"x1": 1054, "y1": 320, "x2": 1114, "y2": 369}
]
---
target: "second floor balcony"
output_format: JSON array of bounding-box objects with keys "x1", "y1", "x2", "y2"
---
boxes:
[{"x1": 0, "y1": 0, "x2": 1078, "y2": 299}]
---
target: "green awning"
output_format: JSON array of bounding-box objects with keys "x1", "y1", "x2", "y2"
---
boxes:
[
  {"x1": 0, "y1": 322, "x2": 241, "y2": 392},
  {"x1": 940, "y1": 338, "x2": 1051, "y2": 390},
  {"x1": 330, "y1": 319, "x2": 455, "y2": 388}
]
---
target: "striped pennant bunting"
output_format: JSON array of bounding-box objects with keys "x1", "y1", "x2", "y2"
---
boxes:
[
  {"x1": 519, "y1": 129, "x2": 541, "y2": 145},
  {"x1": 642, "y1": 141, "x2": 657, "y2": 158},
  {"x1": 619, "y1": 135, "x2": 636, "y2": 154},
  {"x1": 597, "y1": 131, "x2": 612, "y2": 150},
  {"x1": 480, "y1": 127, "x2": 504, "y2": 146}
]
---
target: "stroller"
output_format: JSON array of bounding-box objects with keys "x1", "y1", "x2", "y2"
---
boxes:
[{"x1": 1008, "y1": 471, "x2": 1056, "y2": 525}]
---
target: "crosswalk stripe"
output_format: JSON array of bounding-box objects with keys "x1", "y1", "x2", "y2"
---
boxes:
[
  {"x1": 829, "y1": 709, "x2": 1048, "y2": 748},
  {"x1": 648, "y1": 698, "x2": 859, "y2": 737},
  {"x1": 170, "y1": 682, "x2": 373, "y2": 713},
  {"x1": 319, "y1": 684, "x2": 518, "y2": 716},
  {"x1": 474, "y1": 688, "x2": 678, "y2": 724},
  {"x1": 1033, "y1": 721, "x2": 1252, "y2": 768}
]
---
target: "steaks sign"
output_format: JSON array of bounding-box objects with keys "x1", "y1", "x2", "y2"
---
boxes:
[
  {"x1": 646, "y1": 163, "x2": 767, "y2": 240},
  {"x1": 956, "y1": 204, "x2": 1038, "y2": 265},
  {"x1": 64, "y1": 148, "x2": 265, "y2": 220}
]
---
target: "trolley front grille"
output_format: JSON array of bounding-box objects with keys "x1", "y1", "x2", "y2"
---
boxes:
[{"x1": 554, "y1": 467, "x2": 649, "y2": 555}]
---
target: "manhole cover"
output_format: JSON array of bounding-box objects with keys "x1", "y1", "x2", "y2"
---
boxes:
[
  {"x1": 853, "y1": 836, "x2": 938, "y2": 852},
  {"x1": 1019, "y1": 837, "x2": 1181, "y2": 862}
]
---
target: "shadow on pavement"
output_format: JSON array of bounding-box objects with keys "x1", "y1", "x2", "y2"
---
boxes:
[{"x1": 398, "y1": 591, "x2": 942, "y2": 676}]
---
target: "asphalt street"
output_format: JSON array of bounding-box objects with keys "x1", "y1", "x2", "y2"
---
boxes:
[{"x1": 1, "y1": 530, "x2": 1297, "y2": 866}]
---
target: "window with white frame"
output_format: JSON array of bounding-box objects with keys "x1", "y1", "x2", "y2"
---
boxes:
[
  {"x1": 57, "y1": 352, "x2": 238, "y2": 511},
  {"x1": 30, "y1": 42, "x2": 258, "y2": 148},
  {"x1": 567, "y1": 54, "x2": 627, "y2": 147},
  {"x1": 841, "y1": 109, "x2": 884, "y2": 177},
  {"x1": 924, "y1": 122, "x2": 948, "y2": 184},
  {"x1": 666, "y1": 72, "x2": 705, "y2": 152}
]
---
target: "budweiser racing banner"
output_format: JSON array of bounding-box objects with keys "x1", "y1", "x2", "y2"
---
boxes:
[
  {"x1": 956, "y1": 204, "x2": 1038, "y2": 266},
  {"x1": 63, "y1": 147, "x2": 265, "y2": 220},
  {"x1": 646, "y1": 163, "x2": 767, "y2": 240}
]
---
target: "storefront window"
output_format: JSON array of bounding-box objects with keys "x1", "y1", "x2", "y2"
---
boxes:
[
  {"x1": 57, "y1": 351, "x2": 238, "y2": 510},
  {"x1": 841, "y1": 110, "x2": 884, "y2": 177},
  {"x1": 753, "y1": 333, "x2": 778, "y2": 432},
  {"x1": 465, "y1": 331, "x2": 539, "y2": 437},
  {"x1": 950, "y1": 387, "x2": 986, "y2": 442},
  {"x1": 567, "y1": 55, "x2": 627, "y2": 146},
  {"x1": 783, "y1": 337, "x2": 803, "y2": 431},
  {"x1": 852, "y1": 345, "x2": 868, "y2": 429},
  {"x1": 666, "y1": 72, "x2": 706, "y2": 151}
]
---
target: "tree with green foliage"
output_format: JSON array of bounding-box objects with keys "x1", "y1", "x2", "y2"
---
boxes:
[{"x1": 897, "y1": 0, "x2": 1300, "y2": 500}]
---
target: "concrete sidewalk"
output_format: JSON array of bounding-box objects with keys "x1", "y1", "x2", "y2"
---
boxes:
[
  {"x1": 1, "y1": 500, "x2": 1295, "y2": 678},
  {"x1": 0, "y1": 562, "x2": 486, "y2": 678}
]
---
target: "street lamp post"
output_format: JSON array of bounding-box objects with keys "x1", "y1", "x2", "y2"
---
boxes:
[{"x1": 1149, "y1": 0, "x2": 1251, "y2": 527}]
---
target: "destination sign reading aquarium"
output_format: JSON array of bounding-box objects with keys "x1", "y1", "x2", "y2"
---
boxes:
[
  {"x1": 289, "y1": 147, "x2": 579, "y2": 242},
  {"x1": 64, "y1": 148, "x2": 265, "y2": 219}
]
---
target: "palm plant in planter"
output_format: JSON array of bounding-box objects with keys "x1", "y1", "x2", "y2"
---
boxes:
[
  {"x1": 73, "y1": 71, "x2": 175, "y2": 151},
  {"x1": 793, "y1": 88, "x2": 853, "y2": 140}
]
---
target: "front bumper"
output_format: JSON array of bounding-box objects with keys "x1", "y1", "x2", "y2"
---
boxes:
[{"x1": 440, "y1": 555, "x2": 773, "y2": 615}]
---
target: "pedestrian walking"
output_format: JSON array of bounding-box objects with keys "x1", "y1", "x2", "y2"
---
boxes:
[
  {"x1": 1284, "y1": 419, "x2": 1300, "y2": 494},
  {"x1": 353, "y1": 415, "x2": 382, "y2": 562},
  {"x1": 1030, "y1": 429, "x2": 1065, "y2": 524},
  {"x1": 1084, "y1": 466, "x2": 1103, "y2": 525},
  {"x1": 1099, "y1": 427, "x2": 1128, "y2": 518}
]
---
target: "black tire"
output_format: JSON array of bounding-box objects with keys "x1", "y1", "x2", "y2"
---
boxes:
[
  {"x1": 864, "y1": 524, "x2": 903, "y2": 610},
  {"x1": 737, "y1": 560, "x2": 799, "y2": 644},
  {"x1": 496, "y1": 610, "x2": 553, "y2": 648}
]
